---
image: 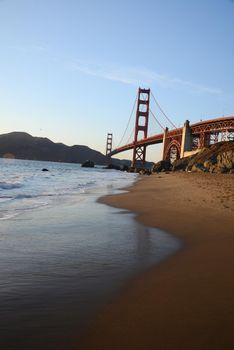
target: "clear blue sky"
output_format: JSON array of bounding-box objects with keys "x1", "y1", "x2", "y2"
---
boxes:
[{"x1": 0, "y1": 0, "x2": 233, "y2": 161}]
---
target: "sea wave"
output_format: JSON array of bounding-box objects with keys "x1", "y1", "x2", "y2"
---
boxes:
[
  {"x1": 0, "y1": 182, "x2": 23, "y2": 190},
  {"x1": 0, "y1": 159, "x2": 137, "y2": 221},
  {"x1": 75, "y1": 180, "x2": 96, "y2": 189},
  {"x1": 0, "y1": 211, "x2": 18, "y2": 221},
  {"x1": 15, "y1": 194, "x2": 39, "y2": 199}
]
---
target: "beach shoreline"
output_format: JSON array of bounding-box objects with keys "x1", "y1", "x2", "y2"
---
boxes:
[{"x1": 81, "y1": 172, "x2": 234, "y2": 350}]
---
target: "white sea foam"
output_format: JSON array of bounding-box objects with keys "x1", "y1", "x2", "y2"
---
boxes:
[
  {"x1": 0, "y1": 211, "x2": 18, "y2": 220},
  {"x1": 0, "y1": 159, "x2": 137, "y2": 220}
]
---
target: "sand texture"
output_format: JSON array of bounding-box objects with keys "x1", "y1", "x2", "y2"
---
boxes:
[{"x1": 81, "y1": 173, "x2": 234, "y2": 350}]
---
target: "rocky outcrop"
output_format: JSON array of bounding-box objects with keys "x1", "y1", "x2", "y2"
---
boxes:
[
  {"x1": 173, "y1": 141, "x2": 234, "y2": 173},
  {"x1": 172, "y1": 155, "x2": 196, "y2": 171},
  {"x1": 151, "y1": 160, "x2": 172, "y2": 173},
  {"x1": 81, "y1": 160, "x2": 95, "y2": 168},
  {"x1": 138, "y1": 169, "x2": 152, "y2": 175},
  {"x1": 104, "y1": 164, "x2": 129, "y2": 171}
]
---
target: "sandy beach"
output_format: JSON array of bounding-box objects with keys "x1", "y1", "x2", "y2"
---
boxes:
[{"x1": 81, "y1": 172, "x2": 234, "y2": 350}]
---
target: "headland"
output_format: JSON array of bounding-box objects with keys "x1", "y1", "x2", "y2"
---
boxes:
[{"x1": 81, "y1": 172, "x2": 234, "y2": 350}]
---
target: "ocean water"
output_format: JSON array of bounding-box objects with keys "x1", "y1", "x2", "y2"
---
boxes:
[
  {"x1": 0, "y1": 158, "x2": 135, "y2": 221},
  {"x1": 0, "y1": 158, "x2": 180, "y2": 350}
]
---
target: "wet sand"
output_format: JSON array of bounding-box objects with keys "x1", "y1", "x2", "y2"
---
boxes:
[{"x1": 81, "y1": 172, "x2": 234, "y2": 350}]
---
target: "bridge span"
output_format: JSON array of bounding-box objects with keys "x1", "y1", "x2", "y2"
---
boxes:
[{"x1": 106, "y1": 88, "x2": 234, "y2": 168}]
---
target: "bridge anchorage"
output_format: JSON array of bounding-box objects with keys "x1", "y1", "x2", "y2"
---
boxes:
[{"x1": 106, "y1": 88, "x2": 234, "y2": 168}]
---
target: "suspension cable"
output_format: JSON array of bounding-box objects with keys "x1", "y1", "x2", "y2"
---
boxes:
[
  {"x1": 149, "y1": 109, "x2": 165, "y2": 131},
  {"x1": 117, "y1": 95, "x2": 137, "y2": 148},
  {"x1": 151, "y1": 92, "x2": 177, "y2": 129},
  {"x1": 112, "y1": 137, "x2": 117, "y2": 150},
  {"x1": 125, "y1": 127, "x2": 135, "y2": 145}
]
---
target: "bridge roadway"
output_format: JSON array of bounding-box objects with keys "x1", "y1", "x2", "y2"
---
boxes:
[{"x1": 109, "y1": 116, "x2": 234, "y2": 157}]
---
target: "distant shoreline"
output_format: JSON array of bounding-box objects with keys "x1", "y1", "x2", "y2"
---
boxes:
[{"x1": 81, "y1": 172, "x2": 234, "y2": 350}]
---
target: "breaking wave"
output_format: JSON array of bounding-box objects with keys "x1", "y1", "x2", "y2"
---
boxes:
[
  {"x1": 0, "y1": 159, "x2": 137, "y2": 221},
  {"x1": 0, "y1": 182, "x2": 23, "y2": 190}
]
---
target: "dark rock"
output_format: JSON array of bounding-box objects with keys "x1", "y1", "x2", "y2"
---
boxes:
[
  {"x1": 138, "y1": 169, "x2": 152, "y2": 175},
  {"x1": 42, "y1": 168, "x2": 49, "y2": 171},
  {"x1": 119, "y1": 164, "x2": 129, "y2": 172},
  {"x1": 104, "y1": 164, "x2": 121, "y2": 170},
  {"x1": 128, "y1": 167, "x2": 136, "y2": 173},
  {"x1": 103, "y1": 163, "x2": 129, "y2": 171},
  {"x1": 220, "y1": 167, "x2": 229, "y2": 174},
  {"x1": 152, "y1": 160, "x2": 172, "y2": 173},
  {"x1": 191, "y1": 163, "x2": 208, "y2": 172},
  {"x1": 81, "y1": 160, "x2": 95, "y2": 168},
  {"x1": 172, "y1": 156, "x2": 195, "y2": 171}
]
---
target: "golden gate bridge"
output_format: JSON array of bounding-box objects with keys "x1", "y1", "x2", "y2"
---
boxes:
[{"x1": 106, "y1": 88, "x2": 234, "y2": 168}]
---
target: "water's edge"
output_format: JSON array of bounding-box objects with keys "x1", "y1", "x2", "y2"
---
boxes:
[
  {"x1": 97, "y1": 177, "x2": 183, "y2": 281},
  {"x1": 0, "y1": 162, "x2": 181, "y2": 350}
]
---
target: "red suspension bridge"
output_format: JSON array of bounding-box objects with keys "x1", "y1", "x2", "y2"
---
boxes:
[{"x1": 106, "y1": 88, "x2": 234, "y2": 168}]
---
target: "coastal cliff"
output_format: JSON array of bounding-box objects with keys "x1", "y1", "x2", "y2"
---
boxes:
[
  {"x1": 152, "y1": 141, "x2": 234, "y2": 173},
  {"x1": 173, "y1": 141, "x2": 234, "y2": 173}
]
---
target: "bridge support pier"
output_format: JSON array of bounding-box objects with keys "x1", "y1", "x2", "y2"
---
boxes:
[
  {"x1": 162, "y1": 120, "x2": 193, "y2": 161},
  {"x1": 180, "y1": 120, "x2": 192, "y2": 158}
]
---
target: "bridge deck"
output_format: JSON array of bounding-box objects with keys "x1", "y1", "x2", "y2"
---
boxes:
[{"x1": 109, "y1": 116, "x2": 234, "y2": 157}]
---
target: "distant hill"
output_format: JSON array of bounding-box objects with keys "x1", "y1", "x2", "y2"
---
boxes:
[{"x1": 0, "y1": 132, "x2": 127, "y2": 165}]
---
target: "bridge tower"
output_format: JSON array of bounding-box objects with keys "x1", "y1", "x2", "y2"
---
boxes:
[
  {"x1": 132, "y1": 88, "x2": 150, "y2": 168},
  {"x1": 106, "y1": 133, "x2": 113, "y2": 156}
]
